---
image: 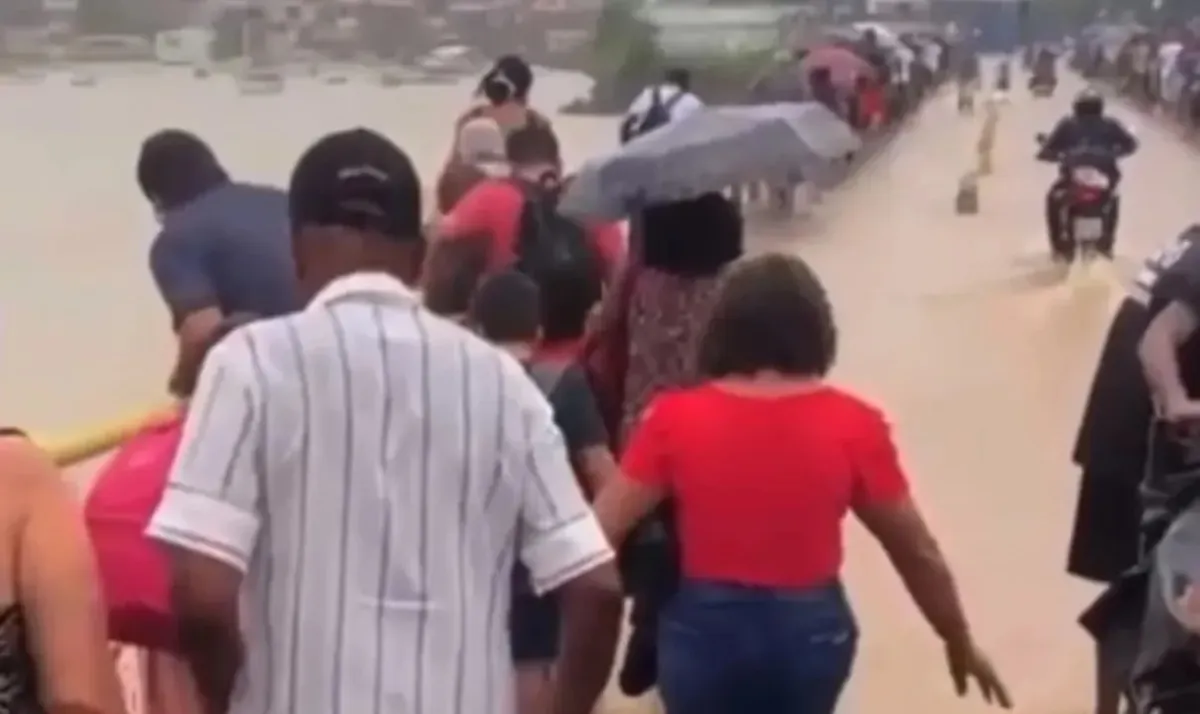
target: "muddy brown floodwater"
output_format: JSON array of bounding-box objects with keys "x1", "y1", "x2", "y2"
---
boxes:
[{"x1": 36, "y1": 66, "x2": 1200, "y2": 713}]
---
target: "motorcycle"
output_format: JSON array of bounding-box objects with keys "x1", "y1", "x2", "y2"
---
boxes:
[
  {"x1": 1057, "y1": 163, "x2": 1115, "y2": 262},
  {"x1": 1030, "y1": 77, "x2": 1056, "y2": 97},
  {"x1": 1037, "y1": 135, "x2": 1119, "y2": 263},
  {"x1": 1029, "y1": 69, "x2": 1056, "y2": 97}
]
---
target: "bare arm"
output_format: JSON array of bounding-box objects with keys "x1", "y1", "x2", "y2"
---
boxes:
[
  {"x1": 149, "y1": 231, "x2": 224, "y2": 397},
  {"x1": 856, "y1": 498, "x2": 971, "y2": 648},
  {"x1": 10, "y1": 439, "x2": 125, "y2": 714},
  {"x1": 574, "y1": 446, "x2": 620, "y2": 499},
  {"x1": 1139, "y1": 300, "x2": 1199, "y2": 412},
  {"x1": 147, "y1": 334, "x2": 264, "y2": 714}
]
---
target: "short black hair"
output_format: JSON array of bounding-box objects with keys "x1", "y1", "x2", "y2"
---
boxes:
[
  {"x1": 288, "y1": 128, "x2": 422, "y2": 241},
  {"x1": 469, "y1": 270, "x2": 541, "y2": 343},
  {"x1": 538, "y1": 262, "x2": 603, "y2": 341},
  {"x1": 665, "y1": 67, "x2": 691, "y2": 91},
  {"x1": 697, "y1": 253, "x2": 836, "y2": 378},
  {"x1": 136, "y1": 129, "x2": 226, "y2": 206},
  {"x1": 506, "y1": 124, "x2": 560, "y2": 166}
]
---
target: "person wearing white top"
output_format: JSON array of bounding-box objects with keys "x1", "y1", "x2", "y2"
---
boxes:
[
  {"x1": 147, "y1": 128, "x2": 623, "y2": 714},
  {"x1": 622, "y1": 68, "x2": 704, "y2": 139}
]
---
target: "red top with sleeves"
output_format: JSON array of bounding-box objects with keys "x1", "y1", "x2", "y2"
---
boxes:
[
  {"x1": 620, "y1": 384, "x2": 910, "y2": 588},
  {"x1": 440, "y1": 178, "x2": 624, "y2": 281}
]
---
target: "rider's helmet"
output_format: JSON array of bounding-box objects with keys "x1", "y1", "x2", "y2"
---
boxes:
[{"x1": 1072, "y1": 88, "x2": 1105, "y2": 118}]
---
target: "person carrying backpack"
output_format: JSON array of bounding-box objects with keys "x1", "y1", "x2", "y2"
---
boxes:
[
  {"x1": 621, "y1": 68, "x2": 704, "y2": 143},
  {"x1": 432, "y1": 123, "x2": 624, "y2": 308}
]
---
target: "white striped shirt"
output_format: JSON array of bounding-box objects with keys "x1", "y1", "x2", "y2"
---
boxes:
[{"x1": 148, "y1": 272, "x2": 613, "y2": 714}]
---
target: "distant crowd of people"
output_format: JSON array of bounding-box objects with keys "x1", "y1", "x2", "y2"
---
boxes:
[
  {"x1": 0, "y1": 53, "x2": 1013, "y2": 714},
  {"x1": 1081, "y1": 25, "x2": 1200, "y2": 134},
  {"x1": 754, "y1": 28, "x2": 951, "y2": 134}
]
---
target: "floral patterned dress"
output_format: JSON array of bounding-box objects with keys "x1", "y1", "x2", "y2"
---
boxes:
[{"x1": 619, "y1": 268, "x2": 723, "y2": 444}]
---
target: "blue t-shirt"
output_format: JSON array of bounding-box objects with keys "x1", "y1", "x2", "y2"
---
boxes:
[{"x1": 149, "y1": 182, "x2": 300, "y2": 324}]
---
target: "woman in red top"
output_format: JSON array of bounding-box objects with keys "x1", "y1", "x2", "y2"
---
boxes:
[{"x1": 593, "y1": 254, "x2": 1011, "y2": 714}]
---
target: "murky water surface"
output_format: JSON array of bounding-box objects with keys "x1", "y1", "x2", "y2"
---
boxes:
[{"x1": 22, "y1": 66, "x2": 1200, "y2": 712}]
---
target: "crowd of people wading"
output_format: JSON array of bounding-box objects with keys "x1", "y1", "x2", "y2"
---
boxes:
[
  {"x1": 0, "y1": 36, "x2": 1021, "y2": 714},
  {"x1": 1076, "y1": 20, "x2": 1200, "y2": 137}
]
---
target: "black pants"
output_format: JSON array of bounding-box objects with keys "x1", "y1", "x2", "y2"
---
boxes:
[{"x1": 1045, "y1": 179, "x2": 1119, "y2": 257}]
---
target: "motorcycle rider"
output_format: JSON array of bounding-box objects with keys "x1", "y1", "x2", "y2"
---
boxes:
[
  {"x1": 1037, "y1": 88, "x2": 1137, "y2": 260},
  {"x1": 1030, "y1": 46, "x2": 1057, "y2": 88}
]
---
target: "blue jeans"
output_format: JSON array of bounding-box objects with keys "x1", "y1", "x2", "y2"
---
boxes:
[{"x1": 658, "y1": 579, "x2": 856, "y2": 714}]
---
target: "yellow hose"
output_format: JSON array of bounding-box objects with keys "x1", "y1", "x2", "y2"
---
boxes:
[{"x1": 38, "y1": 404, "x2": 173, "y2": 467}]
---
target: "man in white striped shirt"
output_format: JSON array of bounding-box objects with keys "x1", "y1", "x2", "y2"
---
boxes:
[{"x1": 147, "y1": 128, "x2": 623, "y2": 714}]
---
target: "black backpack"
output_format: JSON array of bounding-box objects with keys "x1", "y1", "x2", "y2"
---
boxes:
[
  {"x1": 620, "y1": 87, "x2": 686, "y2": 143},
  {"x1": 511, "y1": 178, "x2": 598, "y2": 285}
]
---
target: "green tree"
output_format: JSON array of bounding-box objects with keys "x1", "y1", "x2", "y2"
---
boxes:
[{"x1": 589, "y1": 0, "x2": 664, "y2": 105}]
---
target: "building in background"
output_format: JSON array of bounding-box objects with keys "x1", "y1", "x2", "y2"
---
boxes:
[
  {"x1": 447, "y1": 0, "x2": 520, "y2": 60},
  {"x1": 643, "y1": 1, "x2": 801, "y2": 59}
]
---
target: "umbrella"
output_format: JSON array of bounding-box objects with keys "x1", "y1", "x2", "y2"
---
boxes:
[
  {"x1": 558, "y1": 102, "x2": 861, "y2": 221},
  {"x1": 799, "y1": 44, "x2": 875, "y2": 87}
]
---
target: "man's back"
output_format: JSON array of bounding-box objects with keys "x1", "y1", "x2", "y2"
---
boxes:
[
  {"x1": 153, "y1": 182, "x2": 299, "y2": 318},
  {"x1": 217, "y1": 279, "x2": 607, "y2": 714},
  {"x1": 1042, "y1": 116, "x2": 1133, "y2": 166}
]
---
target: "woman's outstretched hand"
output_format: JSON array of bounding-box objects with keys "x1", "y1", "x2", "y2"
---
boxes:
[{"x1": 945, "y1": 639, "x2": 1012, "y2": 708}]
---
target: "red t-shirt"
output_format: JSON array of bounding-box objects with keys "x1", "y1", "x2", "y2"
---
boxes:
[
  {"x1": 621, "y1": 384, "x2": 910, "y2": 588},
  {"x1": 440, "y1": 178, "x2": 624, "y2": 280}
]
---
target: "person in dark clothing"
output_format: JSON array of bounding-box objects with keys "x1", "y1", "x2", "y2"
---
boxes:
[
  {"x1": 1070, "y1": 226, "x2": 1200, "y2": 714},
  {"x1": 138, "y1": 129, "x2": 299, "y2": 397},
  {"x1": 1036, "y1": 90, "x2": 1138, "y2": 260},
  {"x1": 808, "y1": 67, "x2": 842, "y2": 118},
  {"x1": 468, "y1": 269, "x2": 616, "y2": 714}
]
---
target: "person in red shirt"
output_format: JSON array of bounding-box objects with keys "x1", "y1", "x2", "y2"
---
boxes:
[
  {"x1": 434, "y1": 123, "x2": 624, "y2": 282},
  {"x1": 592, "y1": 253, "x2": 1012, "y2": 714},
  {"x1": 854, "y1": 74, "x2": 887, "y2": 130}
]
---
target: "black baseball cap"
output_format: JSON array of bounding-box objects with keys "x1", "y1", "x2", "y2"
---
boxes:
[{"x1": 288, "y1": 128, "x2": 422, "y2": 241}]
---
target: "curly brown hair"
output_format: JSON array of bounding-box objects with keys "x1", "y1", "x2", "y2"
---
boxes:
[{"x1": 696, "y1": 253, "x2": 837, "y2": 378}]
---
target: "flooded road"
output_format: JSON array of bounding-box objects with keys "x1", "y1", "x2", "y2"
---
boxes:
[{"x1": 31, "y1": 65, "x2": 1200, "y2": 712}]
